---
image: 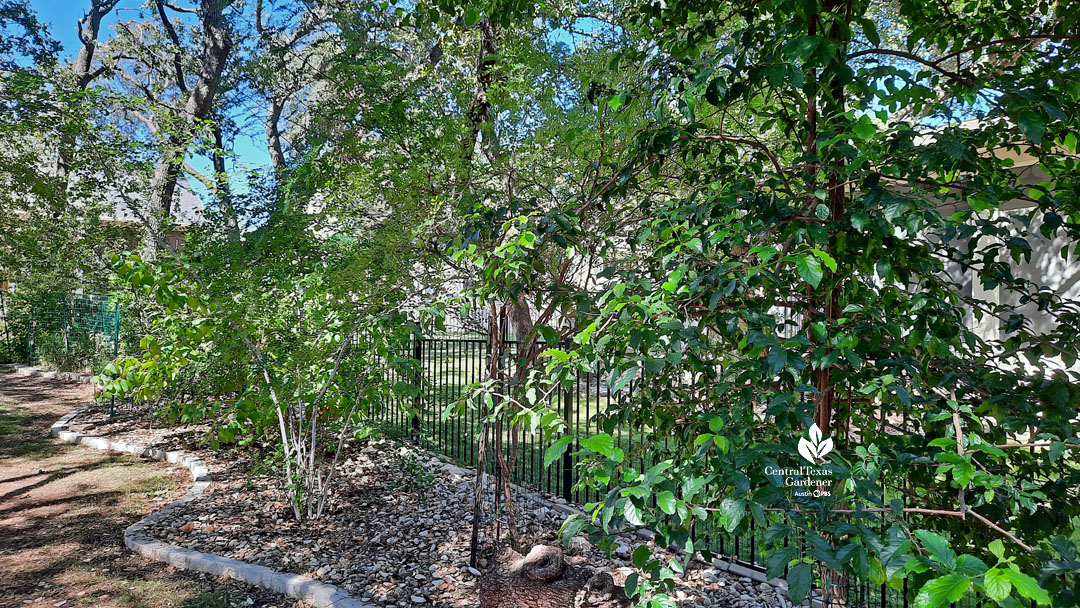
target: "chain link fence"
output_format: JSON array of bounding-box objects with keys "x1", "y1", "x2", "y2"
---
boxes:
[{"x1": 0, "y1": 289, "x2": 120, "y2": 373}]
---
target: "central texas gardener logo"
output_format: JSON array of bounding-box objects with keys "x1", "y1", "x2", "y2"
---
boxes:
[
  {"x1": 764, "y1": 423, "x2": 835, "y2": 497},
  {"x1": 798, "y1": 423, "x2": 834, "y2": 464}
]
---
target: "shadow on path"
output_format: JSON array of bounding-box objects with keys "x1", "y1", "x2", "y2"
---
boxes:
[{"x1": 0, "y1": 373, "x2": 294, "y2": 608}]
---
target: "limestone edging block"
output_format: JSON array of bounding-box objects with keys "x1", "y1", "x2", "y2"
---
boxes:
[{"x1": 49, "y1": 409, "x2": 376, "y2": 608}]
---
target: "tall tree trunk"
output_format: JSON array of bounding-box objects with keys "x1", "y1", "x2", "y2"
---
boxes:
[
  {"x1": 813, "y1": 1, "x2": 852, "y2": 605},
  {"x1": 143, "y1": 0, "x2": 232, "y2": 259},
  {"x1": 210, "y1": 119, "x2": 240, "y2": 234},
  {"x1": 211, "y1": 121, "x2": 229, "y2": 202},
  {"x1": 508, "y1": 294, "x2": 533, "y2": 342},
  {"x1": 266, "y1": 98, "x2": 287, "y2": 172},
  {"x1": 461, "y1": 20, "x2": 533, "y2": 561},
  {"x1": 460, "y1": 20, "x2": 534, "y2": 343},
  {"x1": 56, "y1": 0, "x2": 120, "y2": 186},
  {"x1": 461, "y1": 20, "x2": 499, "y2": 169}
]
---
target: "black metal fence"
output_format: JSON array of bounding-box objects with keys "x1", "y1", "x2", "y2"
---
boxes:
[
  {"x1": 366, "y1": 319, "x2": 1010, "y2": 608},
  {"x1": 370, "y1": 321, "x2": 639, "y2": 505}
]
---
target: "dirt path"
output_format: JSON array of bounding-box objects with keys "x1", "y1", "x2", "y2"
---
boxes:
[{"x1": 0, "y1": 370, "x2": 293, "y2": 608}]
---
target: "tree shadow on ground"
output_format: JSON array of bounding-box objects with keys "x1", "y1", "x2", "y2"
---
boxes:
[
  {"x1": 0, "y1": 374, "x2": 295, "y2": 608},
  {"x1": 0, "y1": 400, "x2": 67, "y2": 459}
]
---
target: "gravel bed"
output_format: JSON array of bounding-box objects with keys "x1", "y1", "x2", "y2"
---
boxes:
[
  {"x1": 68, "y1": 404, "x2": 211, "y2": 452},
  {"x1": 69, "y1": 407, "x2": 789, "y2": 608}
]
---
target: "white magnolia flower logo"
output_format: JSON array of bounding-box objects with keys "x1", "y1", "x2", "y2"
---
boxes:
[{"x1": 798, "y1": 423, "x2": 834, "y2": 464}]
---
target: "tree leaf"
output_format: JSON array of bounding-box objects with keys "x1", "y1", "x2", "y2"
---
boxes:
[
  {"x1": 709, "y1": 416, "x2": 724, "y2": 432},
  {"x1": 913, "y1": 530, "x2": 957, "y2": 569},
  {"x1": 796, "y1": 254, "x2": 823, "y2": 288},
  {"x1": 952, "y1": 459, "x2": 975, "y2": 487},
  {"x1": 983, "y1": 568, "x2": 1012, "y2": 601},
  {"x1": 988, "y1": 540, "x2": 1005, "y2": 561},
  {"x1": 1049, "y1": 441, "x2": 1066, "y2": 464},
  {"x1": 581, "y1": 433, "x2": 612, "y2": 453},
  {"x1": 632, "y1": 545, "x2": 651, "y2": 567},
  {"x1": 463, "y1": 7, "x2": 481, "y2": 26},
  {"x1": 622, "y1": 497, "x2": 643, "y2": 525},
  {"x1": 581, "y1": 433, "x2": 624, "y2": 462},
  {"x1": 787, "y1": 562, "x2": 812, "y2": 604},
  {"x1": 784, "y1": 35, "x2": 819, "y2": 59},
  {"x1": 540, "y1": 348, "x2": 569, "y2": 363},
  {"x1": 644, "y1": 460, "x2": 674, "y2": 484},
  {"x1": 560, "y1": 514, "x2": 586, "y2": 546},
  {"x1": 767, "y1": 546, "x2": 797, "y2": 579},
  {"x1": 812, "y1": 248, "x2": 837, "y2": 272},
  {"x1": 720, "y1": 497, "x2": 745, "y2": 532},
  {"x1": 955, "y1": 554, "x2": 988, "y2": 576},
  {"x1": 657, "y1": 490, "x2": 677, "y2": 515},
  {"x1": 624, "y1": 572, "x2": 639, "y2": 598},
  {"x1": 1003, "y1": 569, "x2": 1051, "y2": 605},
  {"x1": 915, "y1": 575, "x2": 970, "y2": 608},
  {"x1": 1017, "y1": 110, "x2": 1045, "y2": 145},
  {"x1": 544, "y1": 435, "x2": 574, "y2": 468},
  {"x1": 861, "y1": 17, "x2": 880, "y2": 45},
  {"x1": 610, "y1": 366, "x2": 638, "y2": 392},
  {"x1": 853, "y1": 116, "x2": 876, "y2": 140}
]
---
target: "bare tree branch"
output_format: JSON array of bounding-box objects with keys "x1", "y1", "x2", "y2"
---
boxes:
[
  {"x1": 155, "y1": 0, "x2": 189, "y2": 93},
  {"x1": 848, "y1": 48, "x2": 971, "y2": 85},
  {"x1": 182, "y1": 160, "x2": 215, "y2": 190}
]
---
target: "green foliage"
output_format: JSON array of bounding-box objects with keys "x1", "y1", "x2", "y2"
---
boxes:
[
  {"x1": 98, "y1": 237, "x2": 423, "y2": 517},
  {"x1": 453, "y1": 0, "x2": 1080, "y2": 605},
  {"x1": 393, "y1": 450, "x2": 438, "y2": 493},
  {"x1": 3, "y1": 0, "x2": 1079, "y2": 602},
  {"x1": 93, "y1": 154, "x2": 435, "y2": 517},
  {"x1": 0, "y1": 1, "x2": 149, "y2": 336},
  {"x1": 0, "y1": 1, "x2": 58, "y2": 69}
]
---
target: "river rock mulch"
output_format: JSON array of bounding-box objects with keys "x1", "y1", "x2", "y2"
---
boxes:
[
  {"x1": 67, "y1": 403, "x2": 212, "y2": 453},
  {"x1": 67, "y1": 405, "x2": 790, "y2": 608}
]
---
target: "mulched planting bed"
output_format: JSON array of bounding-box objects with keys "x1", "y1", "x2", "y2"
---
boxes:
[
  {"x1": 67, "y1": 404, "x2": 212, "y2": 453},
  {"x1": 69, "y1": 404, "x2": 790, "y2": 608}
]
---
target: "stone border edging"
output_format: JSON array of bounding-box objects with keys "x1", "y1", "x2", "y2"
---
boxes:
[
  {"x1": 49, "y1": 409, "x2": 377, "y2": 608},
  {"x1": 9, "y1": 363, "x2": 94, "y2": 383},
  {"x1": 45, "y1": 403, "x2": 807, "y2": 608}
]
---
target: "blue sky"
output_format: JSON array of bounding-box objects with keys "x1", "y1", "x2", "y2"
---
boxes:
[
  {"x1": 28, "y1": 1, "x2": 611, "y2": 200},
  {"x1": 31, "y1": 1, "x2": 271, "y2": 197}
]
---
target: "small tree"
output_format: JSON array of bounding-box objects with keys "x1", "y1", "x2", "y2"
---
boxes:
[
  {"x1": 98, "y1": 174, "x2": 426, "y2": 519},
  {"x1": 454, "y1": 0, "x2": 1080, "y2": 606}
]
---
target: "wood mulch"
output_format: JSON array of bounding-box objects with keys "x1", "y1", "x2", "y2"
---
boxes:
[{"x1": 7, "y1": 373, "x2": 786, "y2": 608}]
